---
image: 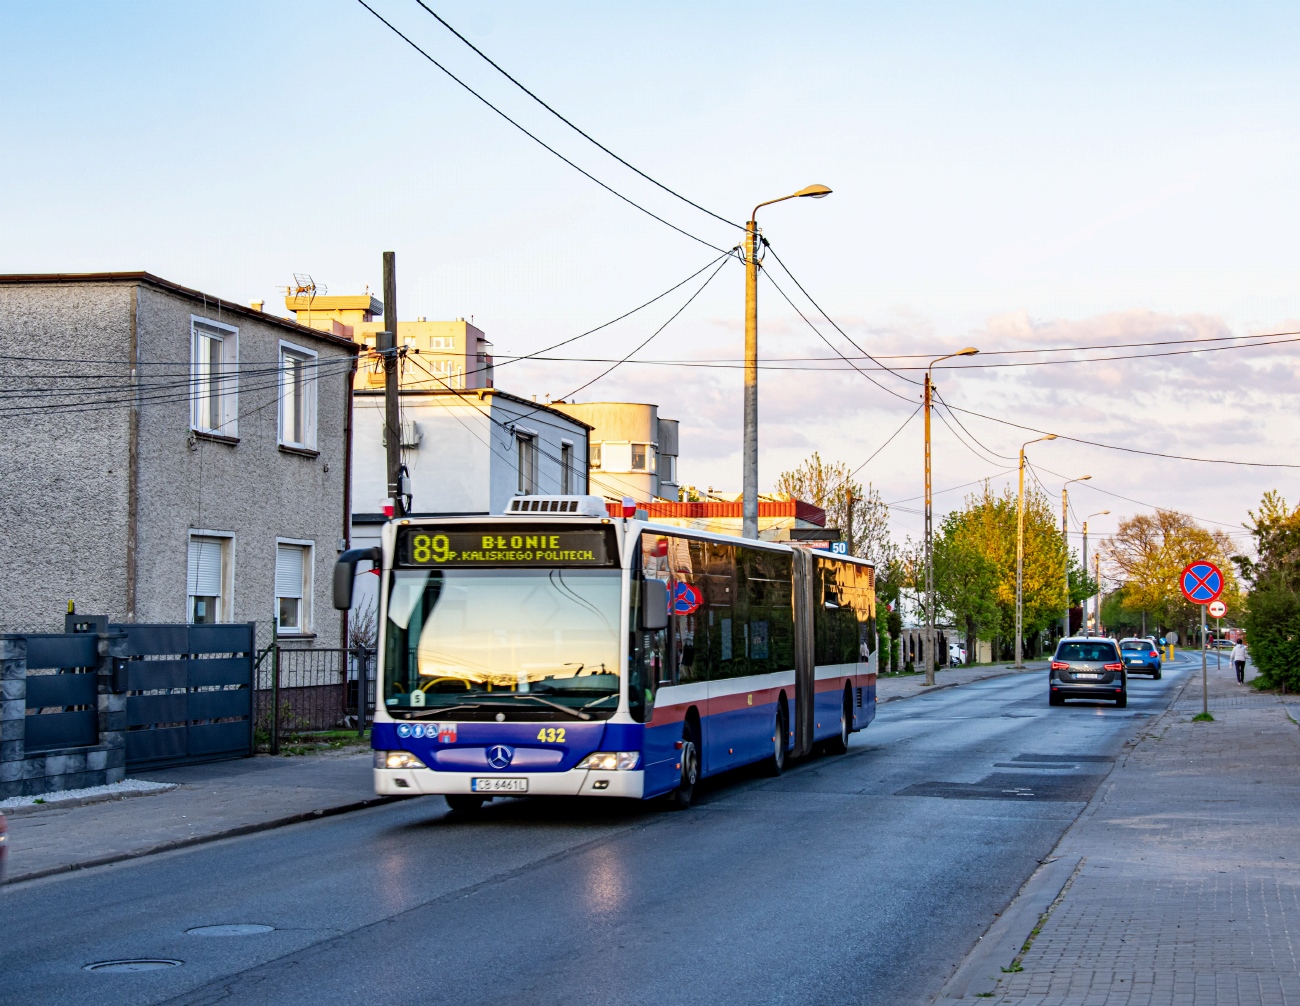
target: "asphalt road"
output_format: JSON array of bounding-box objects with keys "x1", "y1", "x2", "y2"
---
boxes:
[{"x1": 3, "y1": 656, "x2": 1194, "y2": 1006}]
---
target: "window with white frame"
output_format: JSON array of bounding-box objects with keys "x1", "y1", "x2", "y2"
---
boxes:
[
  {"x1": 279, "y1": 341, "x2": 318, "y2": 450},
  {"x1": 275, "y1": 541, "x2": 312, "y2": 633},
  {"x1": 516, "y1": 432, "x2": 538, "y2": 494},
  {"x1": 560, "y1": 441, "x2": 574, "y2": 494},
  {"x1": 187, "y1": 535, "x2": 230, "y2": 623},
  {"x1": 589, "y1": 442, "x2": 602, "y2": 469},
  {"x1": 191, "y1": 319, "x2": 239, "y2": 435}
]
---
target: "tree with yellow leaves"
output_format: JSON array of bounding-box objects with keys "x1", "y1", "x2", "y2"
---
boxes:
[{"x1": 1101, "y1": 510, "x2": 1241, "y2": 639}]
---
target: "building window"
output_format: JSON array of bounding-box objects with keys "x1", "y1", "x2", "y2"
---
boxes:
[
  {"x1": 279, "y1": 342, "x2": 318, "y2": 449},
  {"x1": 275, "y1": 541, "x2": 312, "y2": 633},
  {"x1": 517, "y1": 433, "x2": 538, "y2": 494},
  {"x1": 191, "y1": 318, "x2": 238, "y2": 435},
  {"x1": 660, "y1": 454, "x2": 677, "y2": 484},
  {"x1": 187, "y1": 535, "x2": 229, "y2": 623},
  {"x1": 560, "y1": 442, "x2": 574, "y2": 494},
  {"x1": 430, "y1": 336, "x2": 455, "y2": 349},
  {"x1": 631, "y1": 444, "x2": 647, "y2": 471},
  {"x1": 590, "y1": 442, "x2": 602, "y2": 469}
]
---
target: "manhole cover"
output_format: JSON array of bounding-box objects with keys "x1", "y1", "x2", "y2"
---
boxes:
[
  {"x1": 186, "y1": 924, "x2": 274, "y2": 937},
  {"x1": 84, "y1": 959, "x2": 183, "y2": 973}
]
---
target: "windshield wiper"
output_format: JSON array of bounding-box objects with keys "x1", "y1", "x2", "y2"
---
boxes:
[
  {"x1": 580, "y1": 694, "x2": 618, "y2": 711},
  {"x1": 394, "y1": 696, "x2": 591, "y2": 721},
  {"x1": 508, "y1": 694, "x2": 592, "y2": 720}
]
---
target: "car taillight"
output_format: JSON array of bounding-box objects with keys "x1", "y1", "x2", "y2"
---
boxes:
[
  {"x1": 1104, "y1": 662, "x2": 1123, "y2": 671},
  {"x1": 1150, "y1": 651, "x2": 1159, "y2": 658},
  {"x1": 1051, "y1": 661, "x2": 1069, "y2": 671}
]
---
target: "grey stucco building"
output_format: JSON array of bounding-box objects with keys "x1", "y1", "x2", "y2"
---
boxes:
[{"x1": 0, "y1": 273, "x2": 358, "y2": 642}]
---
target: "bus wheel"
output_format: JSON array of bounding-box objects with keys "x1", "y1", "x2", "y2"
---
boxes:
[
  {"x1": 825, "y1": 690, "x2": 851, "y2": 755},
  {"x1": 445, "y1": 795, "x2": 485, "y2": 814},
  {"x1": 765, "y1": 703, "x2": 788, "y2": 777},
  {"x1": 668, "y1": 724, "x2": 699, "y2": 810}
]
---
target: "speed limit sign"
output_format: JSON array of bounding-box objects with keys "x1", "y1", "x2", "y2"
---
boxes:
[{"x1": 1208, "y1": 600, "x2": 1227, "y2": 618}]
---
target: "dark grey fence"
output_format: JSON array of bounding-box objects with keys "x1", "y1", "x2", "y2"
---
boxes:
[
  {"x1": 23, "y1": 633, "x2": 100, "y2": 752},
  {"x1": 118, "y1": 623, "x2": 255, "y2": 771}
]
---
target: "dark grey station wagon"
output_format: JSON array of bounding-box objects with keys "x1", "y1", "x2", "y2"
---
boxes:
[{"x1": 1049, "y1": 637, "x2": 1127, "y2": 707}]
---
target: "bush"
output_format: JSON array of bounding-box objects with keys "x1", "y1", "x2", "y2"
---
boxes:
[{"x1": 1243, "y1": 583, "x2": 1300, "y2": 692}]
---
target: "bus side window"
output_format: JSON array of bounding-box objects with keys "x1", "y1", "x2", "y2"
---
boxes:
[{"x1": 629, "y1": 576, "x2": 667, "y2": 723}]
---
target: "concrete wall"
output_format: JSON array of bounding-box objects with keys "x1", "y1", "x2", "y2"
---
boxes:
[
  {"x1": 0, "y1": 277, "x2": 354, "y2": 644},
  {"x1": 0, "y1": 283, "x2": 135, "y2": 629},
  {"x1": 132, "y1": 285, "x2": 353, "y2": 642}
]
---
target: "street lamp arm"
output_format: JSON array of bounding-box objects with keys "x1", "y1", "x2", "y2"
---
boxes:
[{"x1": 751, "y1": 184, "x2": 833, "y2": 222}]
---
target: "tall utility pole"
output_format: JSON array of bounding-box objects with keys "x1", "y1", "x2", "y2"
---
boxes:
[
  {"x1": 1015, "y1": 434, "x2": 1056, "y2": 667},
  {"x1": 742, "y1": 218, "x2": 759, "y2": 539},
  {"x1": 380, "y1": 251, "x2": 404, "y2": 519},
  {"x1": 924, "y1": 348, "x2": 979, "y2": 686},
  {"x1": 1094, "y1": 553, "x2": 1102, "y2": 635},
  {"x1": 741, "y1": 184, "x2": 832, "y2": 538},
  {"x1": 1061, "y1": 476, "x2": 1090, "y2": 639},
  {"x1": 1080, "y1": 510, "x2": 1109, "y2": 636}
]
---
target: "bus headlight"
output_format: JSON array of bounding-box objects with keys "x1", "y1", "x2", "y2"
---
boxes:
[
  {"x1": 376, "y1": 751, "x2": 426, "y2": 770},
  {"x1": 576, "y1": 752, "x2": 640, "y2": 771}
]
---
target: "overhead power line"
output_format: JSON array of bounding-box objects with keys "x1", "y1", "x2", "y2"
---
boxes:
[
  {"x1": 354, "y1": 0, "x2": 728, "y2": 253},
  {"x1": 413, "y1": 1, "x2": 741, "y2": 233}
]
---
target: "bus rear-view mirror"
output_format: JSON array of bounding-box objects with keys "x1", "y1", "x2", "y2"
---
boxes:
[{"x1": 333, "y1": 547, "x2": 382, "y2": 610}]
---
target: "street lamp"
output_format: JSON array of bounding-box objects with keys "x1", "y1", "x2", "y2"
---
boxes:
[
  {"x1": 1015, "y1": 434, "x2": 1057, "y2": 668},
  {"x1": 1061, "y1": 476, "x2": 1090, "y2": 639},
  {"x1": 742, "y1": 184, "x2": 832, "y2": 539},
  {"x1": 923, "y1": 347, "x2": 979, "y2": 686},
  {"x1": 1081, "y1": 510, "x2": 1109, "y2": 636}
]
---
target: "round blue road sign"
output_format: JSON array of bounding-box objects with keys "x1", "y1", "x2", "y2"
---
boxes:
[{"x1": 1180, "y1": 561, "x2": 1224, "y2": 604}]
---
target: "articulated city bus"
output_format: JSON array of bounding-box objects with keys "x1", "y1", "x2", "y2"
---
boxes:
[{"x1": 333, "y1": 495, "x2": 877, "y2": 810}]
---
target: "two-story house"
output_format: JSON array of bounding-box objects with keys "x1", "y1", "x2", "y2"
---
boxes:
[{"x1": 0, "y1": 273, "x2": 358, "y2": 643}]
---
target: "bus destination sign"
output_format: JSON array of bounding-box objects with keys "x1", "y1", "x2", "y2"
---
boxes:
[{"x1": 397, "y1": 526, "x2": 615, "y2": 568}]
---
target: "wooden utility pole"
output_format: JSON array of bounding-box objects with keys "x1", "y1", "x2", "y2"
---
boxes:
[{"x1": 380, "y1": 251, "x2": 404, "y2": 518}]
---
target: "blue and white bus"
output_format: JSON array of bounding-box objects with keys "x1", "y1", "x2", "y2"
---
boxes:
[{"x1": 334, "y1": 495, "x2": 877, "y2": 811}]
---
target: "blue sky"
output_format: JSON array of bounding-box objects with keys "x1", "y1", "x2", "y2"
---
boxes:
[{"x1": 5, "y1": 1, "x2": 1300, "y2": 547}]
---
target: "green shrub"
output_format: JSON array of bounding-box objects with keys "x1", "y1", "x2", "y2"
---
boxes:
[{"x1": 1244, "y1": 583, "x2": 1300, "y2": 692}]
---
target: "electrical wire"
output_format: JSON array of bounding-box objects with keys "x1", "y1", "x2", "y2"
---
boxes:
[
  {"x1": 354, "y1": 0, "x2": 729, "y2": 253},
  {"x1": 412, "y1": 1, "x2": 741, "y2": 233}
]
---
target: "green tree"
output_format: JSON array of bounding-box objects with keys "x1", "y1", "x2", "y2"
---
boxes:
[
  {"x1": 1239, "y1": 491, "x2": 1300, "y2": 691},
  {"x1": 932, "y1": 483, "x2": 1068, "y2": 659},
  {"x1": 933, "y1": 512, "x2": 1002, "y2": 664}
]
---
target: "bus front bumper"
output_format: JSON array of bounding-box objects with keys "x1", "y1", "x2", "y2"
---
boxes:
[{"x1": 374, "y1": 767, "x2": 645, "y2": 799}]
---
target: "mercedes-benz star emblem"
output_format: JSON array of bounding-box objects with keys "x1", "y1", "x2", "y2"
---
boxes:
[{"x1": 486, "y1": 744, "x2": 514, "y2": 771}]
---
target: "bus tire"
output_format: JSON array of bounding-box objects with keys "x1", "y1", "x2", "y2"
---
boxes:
[
  {"x1": 445, "y1": 795, "x2": 485, "y2": 814},
  {"x1": 668, "y1": 721, "x2": 700, "y2": 810},
  {"x1": 825, "y1": 689, "x2": 851, "y2": 755},
  {"x1": 765, "y1": 701, "x2": 788, "y2": 777}
]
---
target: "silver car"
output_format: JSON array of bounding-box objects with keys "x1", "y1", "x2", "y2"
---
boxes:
[{"x1": 1049, "y1": 637, "x2": 1127, "y2": 707}]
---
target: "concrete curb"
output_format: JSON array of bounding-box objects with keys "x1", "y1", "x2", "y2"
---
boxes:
[
  {"x1": 5, "y1": 793, "x2": 406, "y2": 886},
  {"x1": 2, "y1": 783, "x2": 178, "y2": 818},
  {"x1": 936, "y1": 854, "x2": 1083, "y2": 1000}
]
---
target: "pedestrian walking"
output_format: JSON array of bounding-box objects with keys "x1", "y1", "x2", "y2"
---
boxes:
[{"x1": 1231, "y1": 640, "x2": 1247, "y2": 684}]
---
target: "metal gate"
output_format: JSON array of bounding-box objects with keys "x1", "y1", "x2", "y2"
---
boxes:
[{"x1": 118, "y1": 623, "x2": 255, "y2": 771}]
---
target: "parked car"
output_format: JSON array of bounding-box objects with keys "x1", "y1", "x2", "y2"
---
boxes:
[
  {"x1": 949, "y1": 645, "x2": 967, "y2": 667},
  {"x1": 1120, "y1": 637, "x2": 1162, "y2": 678},
  {"x1": 1049, "y1": 637, "x2": 1127, "y2": 707}
]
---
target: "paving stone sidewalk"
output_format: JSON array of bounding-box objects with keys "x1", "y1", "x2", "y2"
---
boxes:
[
  {"x1": 2, "y1": 748, "x2": 386, "y2": 884},
  {"x1": 977, "y1": 656, "x2": 1300, "y2": 1006}
]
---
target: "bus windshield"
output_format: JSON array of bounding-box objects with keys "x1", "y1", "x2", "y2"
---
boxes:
[{"x1": 383, "y1": 567, "x2": 622, "y2": 720}]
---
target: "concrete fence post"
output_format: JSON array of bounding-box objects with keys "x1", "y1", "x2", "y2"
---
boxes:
[{"x1": 1, "y1": 636, "x2": 28, "y2": 799}]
